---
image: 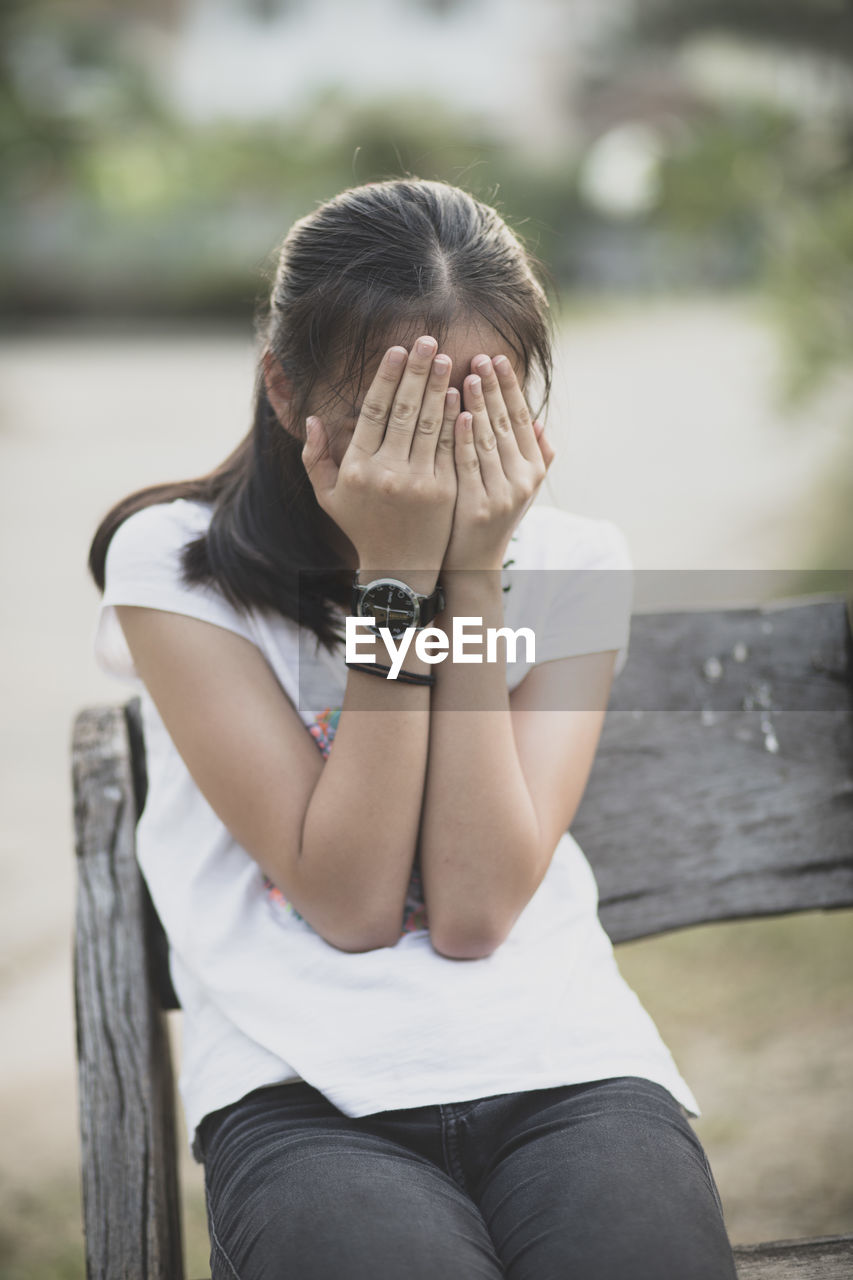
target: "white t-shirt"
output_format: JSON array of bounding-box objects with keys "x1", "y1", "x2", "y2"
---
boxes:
[{"x1": 92, "y1": 496, "x2": 700, "y2": 1162}]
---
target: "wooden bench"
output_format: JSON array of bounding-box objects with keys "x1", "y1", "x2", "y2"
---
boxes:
[{"x1": 72, "y1": 592, "x2": 853, "y2": 1279}]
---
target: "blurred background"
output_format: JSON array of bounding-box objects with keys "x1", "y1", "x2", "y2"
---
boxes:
[{"x1": 2, "y1": 0, "x2": 852, "y2": 1275}]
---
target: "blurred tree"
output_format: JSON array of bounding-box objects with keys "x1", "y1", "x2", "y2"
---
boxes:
[
  {"x1": 621, "y1": 0, "x2": 853, "y2": 568},
  {"x1": 1, "y1": 33, "x2": 583, "y2": 320},
  {"x1": 625, "y1": 0, "x2": 853, "y2": 399},
  {"x1": 631, "y1": 0, "x2": 853, "y2": 65}
]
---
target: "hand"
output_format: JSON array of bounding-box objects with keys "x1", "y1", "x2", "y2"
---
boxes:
[
  {"x1": 301, "y1": 337, "x2": 458, "y2": 584},
  {"x1": 441, "y1": 354, "x2": 555, "y2": 572}
]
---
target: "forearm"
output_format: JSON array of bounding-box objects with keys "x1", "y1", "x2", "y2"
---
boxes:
[
  {"x1": 418, "y1": 572, "x2": 543, "y2": 959},
  {"x1": 294, "y1": 570, "x2": 436, "y2": 952}
]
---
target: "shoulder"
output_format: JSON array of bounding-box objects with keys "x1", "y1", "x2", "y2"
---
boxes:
[
  {"x1": 506, "y1": 504, "x2": 634, "y2": 678},
  {"x1": 100, "y1": 495, "x2": 233, "y2": 616},
  {"x1": 95, "y1": 497, "x2": 257, "y2": 681},
  {"x1": 104, "y1": 497, "x2": 214, "y2": 583},
  {"x1": 108, "y1": 497, "x2": 213, "y2": 557},
  {"x1": 511, "y1": 502, "x2": 633, "y2": 572}
]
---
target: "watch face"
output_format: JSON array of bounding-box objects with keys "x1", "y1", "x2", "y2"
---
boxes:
[{"x1": 359, "y1": 580, "x2": 418, "y2": 638}]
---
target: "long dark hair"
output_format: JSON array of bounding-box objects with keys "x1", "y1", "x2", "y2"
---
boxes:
[{"x1": 88, "y1": 177, "x2": 555, "y2": 652}]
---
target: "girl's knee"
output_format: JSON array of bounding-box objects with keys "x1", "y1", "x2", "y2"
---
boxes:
[{"x1": 479, "y1": 1079, "x2": 737, "y2": 1280}]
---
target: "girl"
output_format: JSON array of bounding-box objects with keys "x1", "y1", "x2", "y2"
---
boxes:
[{"x1": 90, "y1": 177, "x2": 738, "y2": 1279}]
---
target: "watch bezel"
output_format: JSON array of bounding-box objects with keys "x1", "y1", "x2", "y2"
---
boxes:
[{"x1": 355, "y1": 576, "x2": 422, "y2": 636}]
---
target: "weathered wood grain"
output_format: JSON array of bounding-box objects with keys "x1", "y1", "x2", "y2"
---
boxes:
[
  {"x1": 611, "y1": 592, "x2": 852, "y2": 713},
  {"x1": 573, "y1": 596, "x2": 853, "y2": 942},
  {"x1": 72, "y1": 703, "x2": 184, "y2": 1279},
  {"x1": 733, "y1": 1233, "x2": 853, "y2": 1278}
]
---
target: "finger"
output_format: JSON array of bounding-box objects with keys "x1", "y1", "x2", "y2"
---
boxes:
[
  {"x1": 350, "y1": 346, "x2": 408, "y2": 456},
  {"x1": 301, "y1": 416, "x2": 338, "y2": 504},
  {"x1": 453, "y1": 411, "x2": 484, "y2": 494},
  {"x1": 463, "y1": 372, "x2": 505, "y2": 493},
  {"x1": 434, "y1": 386, "x2": 460, "y2": 476},
  {"x1": 378, "y1": 334, "x2": 438, "y2": 462},
  {"x1": 533, "y1": 420, "x2": 556, "y2": 470},
  {"x1": 491, "y1": 355, "x2": 540, "y2": 463},
  {"x1": 471, "y1": 354, "x2": 526, "y2": 482},
  {"x1": 409, "y1": 352, "x2": 452, "y2": 470}
]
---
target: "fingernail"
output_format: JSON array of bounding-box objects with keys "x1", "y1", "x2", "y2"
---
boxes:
[
  {"x1": 305, "y1": 416, "x2": 316, "y2": 434},
  {"x1": 433, "y1": 354, "x2": 451, "y2": 373},
  {"x1": 469, "y1": 375, "x2": 482, "y2": 394},
  {"x1": 388, "y1": 348, "x2": 407, "y2": 366},
  {"x1": 416, "y1": 336, "x2": 437, "y2": 356},
  {"x1": 473, "y1": 356, "x2": 491, "y2": 374},
  {"x1": 493, "y1": 356, "x2": 508, "y2": 372}
]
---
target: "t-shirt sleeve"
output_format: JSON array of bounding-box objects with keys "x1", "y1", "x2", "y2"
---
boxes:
[
  {"x1": 535, "y1": 515, "x2": 634, "y2": 677},
  {"x1": 92, "y1": 501, "x2": 257, "y2": 683}
]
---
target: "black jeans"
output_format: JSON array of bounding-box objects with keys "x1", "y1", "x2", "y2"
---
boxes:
[{"x1": 197, "y1": 1074, "x2": 738, "y2": 1279}]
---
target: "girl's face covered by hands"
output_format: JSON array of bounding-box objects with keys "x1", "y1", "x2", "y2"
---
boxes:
[
  {"x1": 294, "y1": 310, "x2": 554, "y2": 578},
  {"x1": 313, "y1": 317, "x2": 527, "y2": 468}
]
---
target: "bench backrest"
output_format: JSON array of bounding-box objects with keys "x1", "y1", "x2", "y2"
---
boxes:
[{"x1": 577, "y1": 593, "x2": 853, "y2": 941}]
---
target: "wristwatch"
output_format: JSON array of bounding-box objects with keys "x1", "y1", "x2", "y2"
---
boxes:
[{"x1": 351, "y1": 573, "x2": 445, "y2": 639}]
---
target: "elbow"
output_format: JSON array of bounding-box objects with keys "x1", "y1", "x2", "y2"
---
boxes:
[
  {"x1": 292, "y1": 842, "x2": 404, "y2": 954},
  {"x1": 329, "y1": 929, "x2": 400, "y2": 954},
  {"x1": 291, "y1": 877, "x2": 402, "y2": 953},
  {"x1": 430, "y1": 916, "x2": 511, "y2": 961},
  {"x1": 318, "y1": 913, "x2": 402, "y2": 954}
]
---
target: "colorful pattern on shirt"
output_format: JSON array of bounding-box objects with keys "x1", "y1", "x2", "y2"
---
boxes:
[
  {"x1": 262, "y1": 704, "x2": 429, "y2": 934},
  {"x1": 308, "y1": 704, "x2": 341, "y2": 756}
]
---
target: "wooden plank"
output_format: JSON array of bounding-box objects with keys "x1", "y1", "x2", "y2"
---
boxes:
[
  {"x1": 72, "y1": 704, "x2": 184, "y2": 1279},
  {"x1": 611, "y1": 592, "x2": 852, "y2": 713},
  {"x1": 572, "y1": 596, "x2": 853, "y2": 942},
  {"x1": 125, "y1": 697, "x2": 180, "y2": 1012},
  {"x1": 733, "y1": 1233, "x2": 853, "y2": 1278}
]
